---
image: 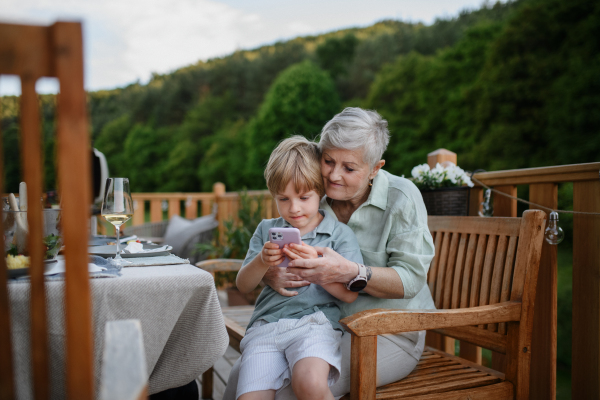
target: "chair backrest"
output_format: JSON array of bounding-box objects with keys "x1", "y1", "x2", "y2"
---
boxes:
[
  {"x1": 427, "y1": 210, "x2": 546, "y2": 393},
  {"x1": 0, "y1": 22, "x2": 94, "y2": 400}
]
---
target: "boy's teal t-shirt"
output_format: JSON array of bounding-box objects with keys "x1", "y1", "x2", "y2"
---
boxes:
[{"x1": 243, "y1": 210, "x2": 364, "y2": 331}]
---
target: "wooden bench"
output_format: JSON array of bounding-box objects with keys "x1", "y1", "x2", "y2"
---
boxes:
[{"x1": 197, "y1": 210, "x2": 547, "y2": 400}]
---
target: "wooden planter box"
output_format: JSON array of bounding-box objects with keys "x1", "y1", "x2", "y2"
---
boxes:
[{"x1": 420, "y1": 186, "x2": 470, "y2": 216}]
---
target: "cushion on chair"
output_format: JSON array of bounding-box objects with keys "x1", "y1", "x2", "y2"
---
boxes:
[{"x1": 162, "y1": 214, "x2": 218, "y2": 256}]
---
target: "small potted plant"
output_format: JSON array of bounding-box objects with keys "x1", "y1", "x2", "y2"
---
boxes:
[
  {"x1": 196, "y1": 190, "x2": 265, "y2": 306},
  {"x1": 410, "y1": 162, "x2": 474, "y2": 216}
]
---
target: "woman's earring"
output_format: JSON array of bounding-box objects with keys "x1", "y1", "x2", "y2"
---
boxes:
[{"x1": 369, "y1": 179, "x2": 373, "y2": 187}]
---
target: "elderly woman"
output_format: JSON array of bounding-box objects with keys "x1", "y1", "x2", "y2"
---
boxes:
[{"x1": 223, "y1": 107, "x2": 436, "y2": 399}]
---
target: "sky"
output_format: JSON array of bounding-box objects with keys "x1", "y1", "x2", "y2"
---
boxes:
[{"x1": 0, "y1": 0, "x2": 492, "y2": 96}]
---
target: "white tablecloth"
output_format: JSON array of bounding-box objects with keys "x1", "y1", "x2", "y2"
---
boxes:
[{"x1": 9, "y1": 264, "x2": 228, "y2": 399}]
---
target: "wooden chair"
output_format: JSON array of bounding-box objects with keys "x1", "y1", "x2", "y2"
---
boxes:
[
  {"x1": 197, "y1": 210, "x2": 546, "y2": 400},
  {"x1": 341, "y1": 210, "x2": 546, "y2": 400},
  {"x1": 0, "y1": 22, "x2": 146, "y2": 400}
]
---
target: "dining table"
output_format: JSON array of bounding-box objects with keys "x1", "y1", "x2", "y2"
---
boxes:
[{"x1": 8, "y1": 261, "x2": 228, "y2": 399}]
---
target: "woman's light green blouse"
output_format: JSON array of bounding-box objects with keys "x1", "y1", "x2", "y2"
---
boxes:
[{"x1": 320, "y1": 169, "x2": 436, "y2": 319}]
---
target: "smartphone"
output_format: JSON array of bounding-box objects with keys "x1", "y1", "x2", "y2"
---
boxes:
[{"x1": 268, "y1": 227, "x2": 302, "y2": 268}]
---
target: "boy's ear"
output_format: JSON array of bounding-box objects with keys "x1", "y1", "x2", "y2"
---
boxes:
[{"x1": 370, "y1": 160, "x2": 385, "y2": 180}]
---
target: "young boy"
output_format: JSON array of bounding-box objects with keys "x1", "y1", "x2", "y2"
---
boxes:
[{"x1": 235, "y1": 136, "x2": 363, "y2": 400}]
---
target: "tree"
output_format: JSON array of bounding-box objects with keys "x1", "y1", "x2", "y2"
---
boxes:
[
  {"x1": 197, "y1": 120, "x2": 249, "y2": 191},
  {"x1": 122, "y1": 124, "x2": 173, "y2": 191},
  {"x1": 245, "y1": 60, "x2": 341, "y2": 188},
  {"x1": 94, "y1": 114, "x2": 133, "y2": 177},
  {"x1": 161, "y1": 93, "x2": 236, "y2": 192}
]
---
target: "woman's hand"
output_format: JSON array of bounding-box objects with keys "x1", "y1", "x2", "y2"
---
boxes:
[
  {"x1": 286, "y1": 247, "x2": 357, "y2": 286},
  {"x1": 261, "y1": 241, "x2": 285, "y2": 267},
  {"x1": 282, "y1": 242, "x2": 318, "y2": 260},
  {"x1": 263, "y1": 266, "x2": 311, "y2": 297}
]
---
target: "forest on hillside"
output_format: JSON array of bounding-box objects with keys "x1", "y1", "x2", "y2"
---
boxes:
[{"x1": 1, "y1": 0, "x2": 599, "y2": 195}]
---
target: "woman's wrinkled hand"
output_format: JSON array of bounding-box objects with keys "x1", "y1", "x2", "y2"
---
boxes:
[
  {"x1": 286, "y1": 247, "x2": 357, "y2": 286},
  {"x1": 263, "y1": 264, "x2": 311, "y2": 297}
]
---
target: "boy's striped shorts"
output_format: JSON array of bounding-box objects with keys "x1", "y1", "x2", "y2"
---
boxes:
[{"x1": 236, "y1": 311, "x2": 343, "y2": 399}]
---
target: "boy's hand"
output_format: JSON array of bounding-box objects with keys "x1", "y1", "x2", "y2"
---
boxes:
[
  {"x1": 261, "y1": 241, "x2": 285, "y2": 267},
  {"x1": 283, "y1": 242, "x2": 318, "y2": 260}
]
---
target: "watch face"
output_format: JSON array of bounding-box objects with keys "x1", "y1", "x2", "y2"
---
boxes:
[{"x1": 350, "y1": 279, "x2": 367, "y2": 292}]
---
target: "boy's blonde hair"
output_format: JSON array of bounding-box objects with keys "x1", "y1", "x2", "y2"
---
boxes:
[{"x1": 265, "y1": 135, "x2": 325, "y2": 197}]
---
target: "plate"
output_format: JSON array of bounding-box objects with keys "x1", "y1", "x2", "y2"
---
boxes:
[
  {"x1": 89, "y1": 235, "x2": 139, "y2": 246},
  {"x1": 88, "y1": 244, "x2": 172, "y2": 258},
  {"x1": 8, "y1": 259, "x2": 57, "y2": 279}
]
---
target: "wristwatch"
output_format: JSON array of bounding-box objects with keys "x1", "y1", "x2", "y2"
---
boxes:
[{"x1": 347, "y1": 263, "x2": 368, "y2": 292}]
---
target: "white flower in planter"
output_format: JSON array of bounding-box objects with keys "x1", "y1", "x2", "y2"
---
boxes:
[
  {"x1": 411, "y1": 163, "x2": 430, "y2": 179},
  {"x1": 410, "y1": 161, "x2": 474, "y2": 190}
]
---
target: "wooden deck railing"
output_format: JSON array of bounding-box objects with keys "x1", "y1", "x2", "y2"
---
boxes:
[
  {"x1": 471, "y1": 161, "x2": 599, "y2": 400},
  {"x1": 426, "y1": 149, "x2": 600, "y2": 400},
  {"x1": 129, "y1": 183, "x2": 279, "y2": 238}
]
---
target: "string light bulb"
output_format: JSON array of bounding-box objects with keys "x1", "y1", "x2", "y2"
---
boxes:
[
  {"x1": 479, "y1": 189, "x2": 493, "y2": 217},
  {"x1": 544, "y1": 211, "x2": 564, "y2": 245}
]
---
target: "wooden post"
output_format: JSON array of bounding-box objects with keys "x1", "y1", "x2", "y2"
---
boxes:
[
  {"x1": 572, "y1": 179, "x2": 600, "y2": 399},
  {"x1": 185, "y1": 196, "x2": 197, "y2": 219},
  {"x1": 427, "y1": 149, "x2": 456, "y2": 170},
  {"x1": 53, "y1": 22, "x2": 95, "y2": 400},
  {"x1": 350, "y1": 335, "x2": 377, "y2": 400},
  {"x1": 132, "y1": 198, "x2": 145, "y2": 226},
  {"x1": 528, "y1": 183, "x2": 558, "y2": 400},
  {"x1": 21, "y1": 77, "x2": 50, "y2": 400},
  {"x1": 213, "y1": 183, "x2": 226, "y2": 242},
  {"x1": 168, "y1": 198, "x2": 180, "y2": 219},
  {"x1": 150, "y1": 200, "x2": 162, "y2": 222},
  {"x1": 493, "y1": 185, "x2": 517, "y2": 218},
  {"x1": 0, "y1": 93, "x2": 16, "y2": 400}
]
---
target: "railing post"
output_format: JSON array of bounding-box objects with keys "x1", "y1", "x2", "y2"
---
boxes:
[
  {"x1": 529, "y1": 183, "x2": 558, "y2": 400},
  {"x1": 213, "y1": 183, "x2": 226, "y2": 243},
  {"x1": 427, "y1": 148, "x2": 456, "y2": 169},
  {"x1": 132, "y1": 197, "x2": 145, "y2": 226},
  {"x1": 572, "y1": 179, "x2": 600, "y2": 399}
]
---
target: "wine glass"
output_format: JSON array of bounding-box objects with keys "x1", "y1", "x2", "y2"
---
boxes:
[{"x1": 101, "y1": 178, "x2": 133, "y2": 264}]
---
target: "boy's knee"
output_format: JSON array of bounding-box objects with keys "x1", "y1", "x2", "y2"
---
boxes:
[{"x1": 291, "y1": 359, "x2": 331, "y2": 400}]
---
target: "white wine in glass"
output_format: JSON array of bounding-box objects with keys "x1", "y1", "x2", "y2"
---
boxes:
[{"x1": 101, "y1": 178, "x2": 134, "y2": 264}]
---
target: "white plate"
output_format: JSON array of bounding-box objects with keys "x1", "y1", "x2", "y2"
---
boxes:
[{"x1": 89, "y1": 244, "x2": 172, "y2": 258}]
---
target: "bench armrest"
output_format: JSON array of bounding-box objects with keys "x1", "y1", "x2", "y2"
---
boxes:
[{"x1": 340, "y1": 301, "x2": 522, "y2": 337}]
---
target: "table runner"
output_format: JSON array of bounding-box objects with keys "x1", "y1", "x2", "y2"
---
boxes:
[{"x1": 8, "y1": 264, "x2": 228, "y2": 399}]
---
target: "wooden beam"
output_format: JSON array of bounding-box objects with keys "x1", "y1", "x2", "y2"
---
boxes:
[
  {"x1": 20, "y1": 76, "x2": 50, "y2": 400},
  {"x1": 0, "y1": 81, "x2": 16, "y2": 400},
  {"x1": 528, "y1": 183, "x2": 557, "y2": 400},
  {"x1": 572, "y1": 179, "x2": 600, "y2": 399},
  {"x1": 0, "y1": 24, "x2": 53, "y2": 77},
  {"x1": 473, "y1": 162, "x2": 600, "y2": 186},
  {"x1": 52, "y1": 21, "x2": 94, "y2": 400}
]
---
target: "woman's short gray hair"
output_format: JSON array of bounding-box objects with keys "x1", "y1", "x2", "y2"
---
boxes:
[{"x1": 318, "y1": 107, "x2": 390, "y2": 167}]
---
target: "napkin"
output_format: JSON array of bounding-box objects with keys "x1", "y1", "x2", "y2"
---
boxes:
[
  {"x1": 123, "y1": 242, "x2": 170, "y2": 254},
  {"x1": 44, "y1": 260, "x2": 107, "y2": 275}
]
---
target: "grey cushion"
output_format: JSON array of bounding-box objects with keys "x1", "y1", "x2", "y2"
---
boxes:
[{"x1": 162, "y1": 214, "x2": 218, "y2": 256}]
